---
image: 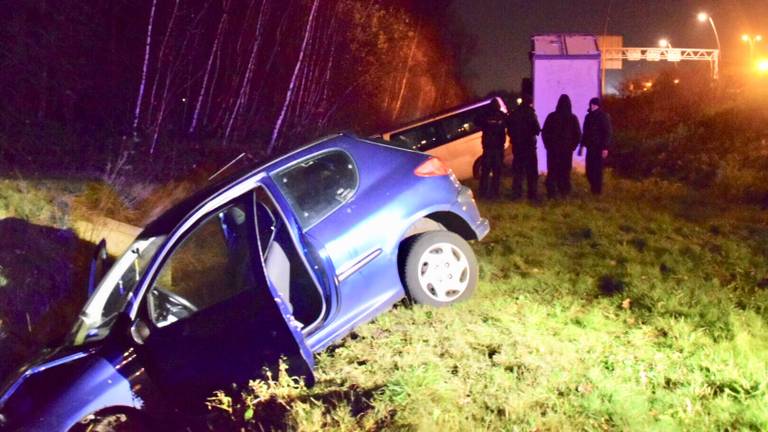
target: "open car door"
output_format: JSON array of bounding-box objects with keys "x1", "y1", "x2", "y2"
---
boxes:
[{"x1": 135, "y1": 193, "x2": 314, "y2": 407}]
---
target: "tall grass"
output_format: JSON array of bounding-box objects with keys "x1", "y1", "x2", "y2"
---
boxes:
[{"x1": 211, "y1": 174, "x2": 768, "y2": 431}]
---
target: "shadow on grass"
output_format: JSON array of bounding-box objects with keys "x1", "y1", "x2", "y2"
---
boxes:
[{"x1": 0, "y1": 218, "x2": 93, "y2": 382}]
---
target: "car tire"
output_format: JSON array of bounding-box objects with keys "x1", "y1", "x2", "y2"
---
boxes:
[
  {"x1": 402, "y1": 231, "x2": 477, "y2": 306},
  {"x1": 71, "y1": 412, "x2": 149, "y2": 432}
]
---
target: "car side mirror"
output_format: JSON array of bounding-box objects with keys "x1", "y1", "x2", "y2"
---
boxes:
[{"x1": 131, "y1": 318, "x2": 150, "y2": 345}]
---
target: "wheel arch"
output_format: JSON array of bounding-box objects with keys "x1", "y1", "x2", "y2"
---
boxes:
[
  {"x1": 421, "y1": 211, "x2": 478, "y2": 241},
  {"x1": 70, "y1": 405, "x2": 150, "y2": 432}
]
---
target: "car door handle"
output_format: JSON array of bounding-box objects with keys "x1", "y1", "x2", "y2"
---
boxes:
[{"x1": 336, "y1": 248, "x2": 382, "y2": 282}]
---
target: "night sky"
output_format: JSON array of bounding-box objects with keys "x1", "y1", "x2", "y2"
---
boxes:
[{"x1": 448, "y1": 0, "x2": 768, "y2": 96}]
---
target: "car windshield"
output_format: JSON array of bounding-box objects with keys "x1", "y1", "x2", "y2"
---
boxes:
[{"x1": 70, "y1": 236, "x2": 166, "y2": 346}]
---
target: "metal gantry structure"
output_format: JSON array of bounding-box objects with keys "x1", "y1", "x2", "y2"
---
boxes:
[{"x1": 601, "y1": 47, "x2": 721, "y2": 79}]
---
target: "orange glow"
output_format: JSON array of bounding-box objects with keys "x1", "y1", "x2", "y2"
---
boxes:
[
  {"x1": 756, "y1": 58, "x2": 768, "y2": 74},
  {"x1": 697, "y1": 12, "x2": 708, "y2": 22}
]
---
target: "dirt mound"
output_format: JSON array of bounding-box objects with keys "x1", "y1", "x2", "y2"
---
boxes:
[{"x1": 0, "y1": 218, "x2": 92, "y2": 381}]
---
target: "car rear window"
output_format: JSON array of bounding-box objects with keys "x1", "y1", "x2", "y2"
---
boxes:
[{"x1": 273, "y1": 150, "x2": 358, "y2": 228}]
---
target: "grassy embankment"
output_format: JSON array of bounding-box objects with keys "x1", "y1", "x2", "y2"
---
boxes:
[
  {"x1": 211, "y1": 174, "x2": 768, "y2": 431},
  {"x1": 1, "y1": 175, "x2": 767, "y2": 431}
]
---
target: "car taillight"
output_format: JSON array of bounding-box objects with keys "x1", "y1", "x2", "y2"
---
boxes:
[{"x1": 414, "y1": 157, "x2": 451, "y2": 177}]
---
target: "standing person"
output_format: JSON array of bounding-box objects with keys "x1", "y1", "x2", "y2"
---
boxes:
[
  {"x1": 507, "y1": 94, "x2": 541, "y2": 201},
  {"x1": 578, "y1": 97, "x2": 612, "y2": 195},
  {"x1": 541, "y1": 94, "x2": 581, "y2": 199},
  {"x1": 475, "y1": 99, "x2": 507, "y2": 199}
]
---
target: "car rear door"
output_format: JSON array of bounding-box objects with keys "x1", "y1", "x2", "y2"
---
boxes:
[{"x1": 135, "y1": 191, "x2": 314, "y2": 407}]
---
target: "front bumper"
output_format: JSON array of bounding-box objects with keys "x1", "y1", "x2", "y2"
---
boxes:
[{"x1": 473, "y1": 217, "x2": 490, "y2": 240}]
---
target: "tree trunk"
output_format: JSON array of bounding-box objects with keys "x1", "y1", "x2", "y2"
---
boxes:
[
  {"x1": 132, "y1": 0, "x2": 158, "y2": 137},
  {"x1": 392, "y1": 25, "x2": 419, "y2": 122},
  {"x1": 268, "y1": 0, "x2": 321, "y2": 154}
]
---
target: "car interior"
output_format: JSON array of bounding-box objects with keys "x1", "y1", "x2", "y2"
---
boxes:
[
  {"x1": 255, "y1": 188, "x2": 324, "y2": 329},
  {"x1": 146, "y1": 190, "x2": 324, "y2": 331}
]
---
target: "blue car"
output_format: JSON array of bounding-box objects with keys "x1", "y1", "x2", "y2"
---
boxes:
[{"x1": 0, "y1": 134, "x2": 489, "y2": 430}]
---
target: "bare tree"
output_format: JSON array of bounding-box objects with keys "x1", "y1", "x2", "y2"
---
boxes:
[
  {"x1": 132, "y1": 0, "x2": 158, "y2": 137},
  {"x1": 268, "y1": 0, "x2": 321, "y2": 153}
]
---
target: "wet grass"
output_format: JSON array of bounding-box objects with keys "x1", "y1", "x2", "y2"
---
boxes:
[
  {"x1": 2, "y1": 175, "x2": 767, "y2": 430},
  {"x1": 212, "y1": 174, "x2": 768, "y2": 431}
]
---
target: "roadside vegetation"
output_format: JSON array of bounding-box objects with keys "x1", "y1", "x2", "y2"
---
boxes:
[
  {"x1": 0, "y1": 171, "x2": 766, "y2": 430},
  {"x1": 607, "y1": 69, "x2": 768, "y2": 206},
  {"x1": 203, "y1": 174, "x2": 768, "y2": 431}
]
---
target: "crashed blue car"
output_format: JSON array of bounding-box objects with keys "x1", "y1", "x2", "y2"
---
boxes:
[{"x1": 0, "y1": 134, "x2": 489, "y2": 430}]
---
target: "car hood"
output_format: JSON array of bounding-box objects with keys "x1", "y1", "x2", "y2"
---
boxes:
[{"x1": 0, "y1": 343, "x2": 140, "y2": 430}]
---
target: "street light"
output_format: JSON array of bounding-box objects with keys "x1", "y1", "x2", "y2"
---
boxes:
[
  {"x1": 697, "y1": 12, "x2": 722, "y2": 56},
  {"x1": 756, "y1": 58, "x2": 768, "y2": 75},
  {"x1": 658, "y1": 38, "x2": 671, "y2": 48},
  {"x1": 742, "y1": 34, "x2": 763, "y2": 62}
]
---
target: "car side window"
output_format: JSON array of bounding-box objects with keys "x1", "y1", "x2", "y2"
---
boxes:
[
  {"x1": 273, "y1": 150, "x2": 358, "y2": 228},
  {"x1": 148, "y1": 201, "x2": 254, "y2": 327},
  {"x1": 441, "y1": 110, "x2": 480, "y2": 142},
  {"x1": 391, "y1": 124, "x2": 444, "y2": 151}
]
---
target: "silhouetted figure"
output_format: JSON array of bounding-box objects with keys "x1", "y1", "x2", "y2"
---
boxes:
[
  {"x1": 507, "y1": 95, "x2": 541, "y2": 201},
  {"x1": 476, "y1": 100, "x2": 508, "y2": 199},
  {"x1": 578, "y1": 97, "x2": 612, "y2": 195},
  {"x1": 542, "y1": 94, "x2": 581, "y2": 199}
]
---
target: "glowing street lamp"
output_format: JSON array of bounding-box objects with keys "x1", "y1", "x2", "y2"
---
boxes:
[
  {"x1": 756, "y1": 58, "x2": 768, "y2": 75},
  {"x1": 741, "y1": 34, "x2": 763, "y2": 62},
  {"x1": 697, "y1": 12, "x2": 722, "y2": 59},
  {"x1": 658, "y1": 38, "x2": 671, "y2": 48}
]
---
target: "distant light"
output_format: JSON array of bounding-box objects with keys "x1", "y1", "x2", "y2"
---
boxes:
[
  {"x1": 658, "y1": 38, "x2": 669, "y2": 48},
  {"x1": 757, "y1": 35, "x2": 764, "y2": 42},
  {"x1": 516, "y1": 97, "x2": 523, "y2": 105},
  {"x1": 697, "y1": 12, "x2": 708, "y2": 22},
  {"x1": 643, "y1": 81, "x2": 653, "y2": 88},
  {"x1": 742, "y1": 34, "x2": 750, "y2": 42},
  {"x1": 181, "y1": 97, "x2": 187, "y2": 102},
  {"x1": 673, "y1": 78, "x2": 680, "y2": 84},
  {"x1": 756, "y1": 58, "x2": 768, "y2": 74}
]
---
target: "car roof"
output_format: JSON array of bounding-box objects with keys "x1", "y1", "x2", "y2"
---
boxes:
[
  {"x1": 381, "y1": 96, "x2": 507, "y2": 136},
  {"x1": 140, "y1": 134, "x2": 360, "y2": 237}
]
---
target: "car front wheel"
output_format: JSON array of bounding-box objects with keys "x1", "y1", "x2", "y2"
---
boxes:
[{"x1": 402, "y1": 231, "x2": 477, "y2": 306}]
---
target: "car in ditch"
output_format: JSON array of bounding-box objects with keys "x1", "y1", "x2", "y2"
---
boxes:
[{"x1": 0, "y1": 134, "x2": 489, "y2": 431}]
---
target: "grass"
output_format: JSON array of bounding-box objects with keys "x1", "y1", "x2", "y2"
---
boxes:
[
  {"x1": 1, "y1": 174, "x2": 767, "y2": 431},
  {"x1": 210, "y1": 174, "x2": 768, "y2": 431}
]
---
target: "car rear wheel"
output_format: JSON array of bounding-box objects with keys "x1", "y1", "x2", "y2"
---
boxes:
[{"x1": 402, "y1": 231, "x2": 477, "y2": 306}]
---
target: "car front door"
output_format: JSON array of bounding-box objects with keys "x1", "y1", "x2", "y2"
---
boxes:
[{"x1": 135, "y1": 191, "x2": 313, "y2": 407}]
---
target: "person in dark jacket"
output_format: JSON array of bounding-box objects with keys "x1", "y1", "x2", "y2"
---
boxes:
[
  {"x1": 507, "y1": 94, "x2": 541, "y2": 201},
  {"x1": 541, "y1": 94, "x2": 581, "y2": 199},
  {"x1": 475, "y1": 99, "x2": 508, "y2": 199},
  {"x1": 578, "y1": 97, "x2": 612, "y2": 195}
]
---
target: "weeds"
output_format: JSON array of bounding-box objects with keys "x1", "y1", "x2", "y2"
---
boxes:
[
  {"x1": 1, "y1": 173, "x2": 767, "y2": 431},
  {"x1": 214, "y1": 174, "x2": 768, "y2": 431}
]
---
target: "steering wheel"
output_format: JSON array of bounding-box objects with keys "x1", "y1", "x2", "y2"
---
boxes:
[{"x1": 149, "y1": 286, "x2": 198, "y2": 327}]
